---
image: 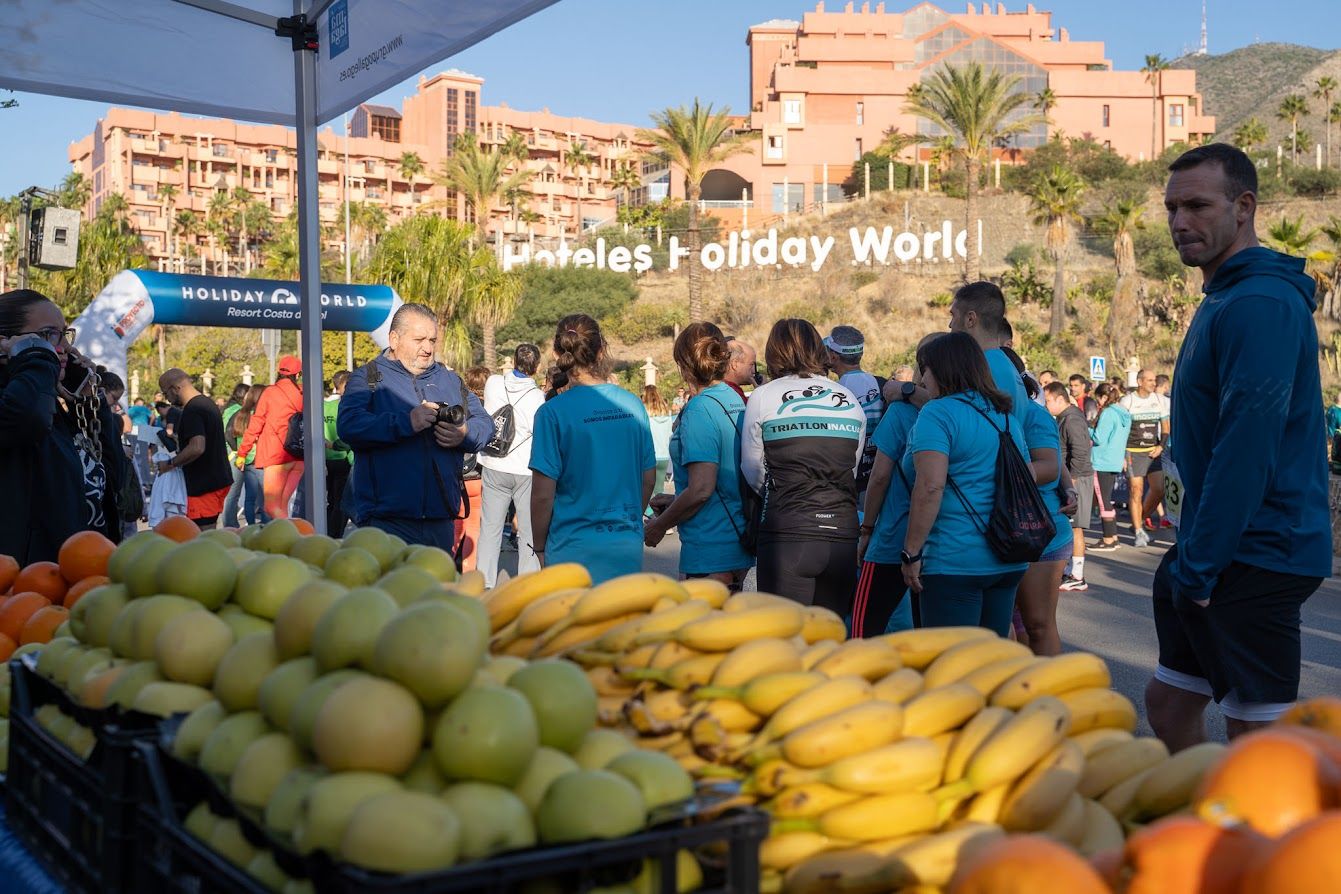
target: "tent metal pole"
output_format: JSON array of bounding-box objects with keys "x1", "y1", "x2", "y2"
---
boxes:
[
  {"x1": 170, "y1": 0, "x2": 279, "y2": 29},
  {"x1": 290, "y1": 10, "x2": 328, "y2": 534}
]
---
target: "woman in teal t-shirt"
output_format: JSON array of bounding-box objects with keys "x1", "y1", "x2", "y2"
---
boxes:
[
  {"x1": 530, "y1": 314, "x2": 657, "y2": 585},
  {"x1": 901, "y1": 332, "x2": 1029, "y2": 635},
  {"x1": 1017, "y1": 397, "x2": 1075, "y2": 656},
  {"x1": 645, "y1": 322, "x2": 753, "y2": 591}
]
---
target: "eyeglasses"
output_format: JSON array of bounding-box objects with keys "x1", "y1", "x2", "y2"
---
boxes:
[{"x1": 21, "y1": 327, "x2": 76, "y2": 346}]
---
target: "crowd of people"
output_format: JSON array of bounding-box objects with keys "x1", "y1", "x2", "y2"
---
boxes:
[{"x1": 0, "y1": 143, "x2": 1330, "y2": 747}]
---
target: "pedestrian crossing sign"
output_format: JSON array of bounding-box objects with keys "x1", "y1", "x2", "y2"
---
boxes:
[{"x1": 1089, "y1": 356, "x2": 1106, "y2": 382}]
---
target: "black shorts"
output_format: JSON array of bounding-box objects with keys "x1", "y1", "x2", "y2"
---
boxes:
[
  {"x1": 756, "y1": 537, "x2": 857, "y2": 616},
  {"x1": 1127, "y1": 451, "x2": 1158, "y2": 477},
  {"x1": 1152, "y1": 546, "x2": 1321, "y2": 705}
]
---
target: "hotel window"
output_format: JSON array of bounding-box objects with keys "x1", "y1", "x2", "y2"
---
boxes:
[
  {"x1": 783, "y1": 100, "x2": 801, "y2": 124},
  {"x1": 212, "y1": 144, "x2": 230, "y2": 157},
  {"x1": 1102, "y1": 105, "x2": 1110, "y2": 127},
  {"x1": 766, "y1": 135, "x2": 784, "y2": 159},
  {"x1": 855, "y1": 138, "x2": 863, "y2": 160},
  {"x1": 1169, "y1": 104, "x2": 1185, "y2": 127},
  {"x1": 370, "y1": 115, "x2": 400, "y2": 143},
  {"x1": 464, "y1": 92, "x2": 478, "y2": 134},
  {"x1": 265, "y1": 149, "x2": 279, "y2": 162},
  {"x1": 856, "y1": 102, "x2": 865, "y2": 126},
  {"x1": 446, "y1": 88, "x2": 459, "y2": 153}
]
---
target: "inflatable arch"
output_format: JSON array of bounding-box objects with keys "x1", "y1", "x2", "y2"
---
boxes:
[{"x1": 72, "y1": 270, "x2": 403, "y2": 385}]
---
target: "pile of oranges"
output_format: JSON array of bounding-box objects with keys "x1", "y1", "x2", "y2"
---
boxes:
[
  {"x1": 948, "y1": 699, "x2": 1341, "y2": 894},
  {"x1": 0, "y1": 516, "x2": 307, "y2": 662}
]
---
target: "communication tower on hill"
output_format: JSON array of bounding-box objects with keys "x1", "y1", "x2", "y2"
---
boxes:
[{"x1": 1196, "y1": 0, "x2": 1208, "y2": 55}]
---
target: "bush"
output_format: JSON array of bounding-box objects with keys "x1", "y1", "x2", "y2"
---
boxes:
[
  {"x1": 497, "y1": 265, "x2": 639, "y2": 348},
  {"x1": 927, "y1": 291, "x2": 954, "y2": 308},
  {"x1": 1005, "y1": 243, "x2": 1038, "y2": 267},
  {"x1": 1290, "y1": 167, "x2": 1341, "y2": 197},
  {"x1": 605, "y1": 301, "x2": 687, "y2": 344},
  {"x1": 851, "y1": 270, "x2": 881, "y2": 290},
  {"x1": 842, "y1": 152, "x2": 915, "y2": 196},
  {"x1": 1001, "y1": 261, "x2": 1050, "y2": 306},
  {"x1": 1133, "y1": 224, "x2": 1184, "y2": 281}
]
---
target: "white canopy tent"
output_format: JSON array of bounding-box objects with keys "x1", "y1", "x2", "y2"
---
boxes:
[{"x1": 2, "y1": 0, "x2": 559, "y2": 534}]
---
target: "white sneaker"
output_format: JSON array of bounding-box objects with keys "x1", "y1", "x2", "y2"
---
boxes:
[{"x1": 1133, "y1": 529, "x2": 1150, "y2": 548}]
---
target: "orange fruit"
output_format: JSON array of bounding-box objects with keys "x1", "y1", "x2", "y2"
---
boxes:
[
  {"x1": 1238, "y1": 811, "x2": 1341, "y2": 894},
  {"x1": 949, "y1": 834, "x2": 1110, "y2": 894},
  {"x1": 1118, "y1": 815, "x2": 1270, "y2": 894},
  {"x1": 19, "y1": 605, "x2": 69, "y2": 645},
  {"x1": 291, "y1": 518, "x2": 316, "y2": 536},
  {"x1": 0, "y1": 592, "x2": 52, "y2": 642},
  {"x1": 12, "y1": 561, "x2": 68, "y2": 604},
  {"x1": 1195, "y1": 729, "x2": 1341, "y2": 837},
  {"x1": 64, "y1": 575, "x2": 110, "y2": 609},
  {"x1": 1279, "y1": 697, "x2": 1341, "y2": 740},
  {"x1": 0, "y1": 633, "x2": 16, "y2": 662},
  {"x1": 0, "y1": 555, "x2": 19, "y2": 593},
  {"x1": 154, "y1": 516, "x2": 201, "y2": 543},
  {"x1": 57, "y1": 530, "x2": 116, "y2": 584}
]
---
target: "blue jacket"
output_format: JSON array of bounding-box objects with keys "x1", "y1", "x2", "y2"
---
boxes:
[
  {"x1": 337, "y1": 351, "x2": 492, "y2": 523},
  {"x1": 1170, "y1": 247, "x2": 1331, "y2": 602},
  {"x1": 1089, "y1": 404, "x2": 1132, "y2": 473}
]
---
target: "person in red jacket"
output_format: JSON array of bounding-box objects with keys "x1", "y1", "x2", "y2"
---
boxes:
[{"x1": 237, "y1": 355, "x2": 303, "y2": 519}]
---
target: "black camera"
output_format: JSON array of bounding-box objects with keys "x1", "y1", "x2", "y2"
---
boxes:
[{"x1": 436, "y1": 403, "x2": 466, "y2": 426}]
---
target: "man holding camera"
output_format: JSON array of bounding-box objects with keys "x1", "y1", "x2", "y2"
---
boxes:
[{"x1": 337, "y1": 303, "x2": 492, "y2": 551}]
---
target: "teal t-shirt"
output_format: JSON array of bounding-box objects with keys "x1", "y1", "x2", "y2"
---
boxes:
[
  {"x1": 669, "y1": 383, "x2": 753, "y2": 575},
  {"x1": 909, "y1": 390, "x2": 1030, "y2": 576},
  {"x1": 530, "y1": 384, "x2": 656, "y2": 585},
  {"x1": 985, "y1": 348, "x2": 1030, "y2": 430},
  {"x1": 1023, "y1": 401, "x2": 1073, "y2": 557},
  {"x1": 865, "y1": 402, "x2": 918, "y2": 566}
]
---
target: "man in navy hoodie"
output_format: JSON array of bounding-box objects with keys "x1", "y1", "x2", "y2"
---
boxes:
[
  {"x1": 337, "y1": 303, "x2": 492, "y2": 552},
  {"x1": 1146, "y1": 143, "x2": 1330, "y2": 749}
]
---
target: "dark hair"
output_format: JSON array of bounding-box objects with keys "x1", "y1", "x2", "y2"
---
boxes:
[
  {"x1": 918, "y1": 331, "x2": 1012, "y2": 414},
  {"x1": 553, "y1": 314, "x2": 608, "y2": 379},
  {"x1": 232, "y1": 384, "x2": 266, "y2": 440},
  {"x1": 998, "y1": 346, "x2": 1038, "y2": 400},
  {"x1": 1092, "y1": 381, "x2": 1121, "y2": 430},
  {"x1": 514, "y1": 343, "x2": 541, "y2": 377},
  {"x1": 544, "y1": 364, "x2": 568, "y2": 401},
  {"x1": 1040, "y1": 369, "x2": 1058, "y2": 379},
  {"x1": 331, "y1": 370, "x2": 350, "y2": 391},
  {"x1": 390, "y1": 302, "x2": 436, "y2": 333},
  {"x1": 229, "y1": 383, "x2": 249, "y2": 404},
  {"x1": 1155, "y1": 374, "x2": 1170, "y2": 387},
  {"x1": 673, "y1": 321, "x2": 731, "y2": 388},
  {"x1": 465, "y1": 365, "x2": 490, "y2": 398},
  {"x1": 1068, "y1": 374, "x2": 1089, "y2": 389},
  {"x1": 1168, "y1": 142, "x2": 1257, "y2": 200},
  {"x1": 0, "y1": 289, "x2": 55, "y2": 337},
  {"x1": 952, "y1": 281, "x2": 1007, "y2": 339},
  {"x1": 1043, "y1": 381, "x2": 1070, "y2": 402},
  {"x1": 765, "y1": 318, "x2": 828, "y2": 379},
  {"x1": 101, "y1": 371, "x2": 125, "y2": 394}
]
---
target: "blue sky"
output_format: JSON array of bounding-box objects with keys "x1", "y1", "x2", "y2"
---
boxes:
[{"x1": 1, "y1": 0, "x2": 1333, "y2": 196}]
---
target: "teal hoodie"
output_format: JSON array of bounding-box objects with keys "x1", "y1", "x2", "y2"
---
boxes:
[
  {"x1": 1169, "y1": 247, "x2": 1331, "y2": 603},
  {"x1": 1089, "y1": 403, "x2": 1132, "y2": 473}
]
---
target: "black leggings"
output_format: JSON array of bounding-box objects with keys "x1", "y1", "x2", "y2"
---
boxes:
[
  {"x1": 852, "y1": 560, "x2": 917, "y2": 638},
  {"x1": 1096, "y1": 471, "x2": 1119, "y2": 539},
  {"x1": 757, "y1": 537, "x2": 858, "y2": 615}
]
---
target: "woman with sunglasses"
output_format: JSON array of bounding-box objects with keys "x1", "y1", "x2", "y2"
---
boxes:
[{"x1": 0, "y1": 288, "x2": 122, "y2": 564}]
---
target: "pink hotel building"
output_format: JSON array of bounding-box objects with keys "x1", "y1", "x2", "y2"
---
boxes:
[{"x1": 69, "y1": 1, "x2": 1213, "y2": 267}]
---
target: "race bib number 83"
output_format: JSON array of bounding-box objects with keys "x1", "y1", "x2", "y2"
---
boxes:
[{"x1": 1163, "y1": 458, "x2": 1184, "y2": 529}]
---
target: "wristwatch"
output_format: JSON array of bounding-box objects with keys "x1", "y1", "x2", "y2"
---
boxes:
[
  {"x1": 900, "y1": 381, "x2": 917, "y2": 400},
  {"x1": 900, "y1": 548, "x2": 923, "y2": 565}
]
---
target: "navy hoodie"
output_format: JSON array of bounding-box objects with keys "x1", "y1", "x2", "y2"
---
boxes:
[
  {"x1": 337, "y1": 351, "x2": 491, "y2": 523},
  {"x1": 1169, "y1": 247, "x2": 1331, "y2": 602}
]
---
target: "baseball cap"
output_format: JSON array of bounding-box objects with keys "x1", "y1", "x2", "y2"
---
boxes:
[
  {"x1": 277, "y1": 355, "x2": 302, "y2": 376},
  {"x1": 823, "y1": 325, "x2": 865, "y2": 357}
]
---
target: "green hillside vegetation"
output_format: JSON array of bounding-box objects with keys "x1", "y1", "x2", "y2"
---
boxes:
[{"x1": 1177, "y1": 43, "x2": 1331, "y2": 135}]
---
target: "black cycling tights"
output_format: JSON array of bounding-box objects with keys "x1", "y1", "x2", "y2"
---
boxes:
[{"x1": 756, "y1": 538, "x2": 858, "y2": 616}]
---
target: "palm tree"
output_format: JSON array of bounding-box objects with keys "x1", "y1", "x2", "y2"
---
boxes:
[
  {"x1": 57, "y1": 172, "x2": 91, "y2": 211},
  {"x1": 1141, "y1": 54, "x2": 1170, "y2": 161},
  {"x1": 609, "y1": 163, "x2": 642, "y2": 210},
  {"x1": 1232, "y1": 117, "x2": 1269, "y2": 154},
  {"x1": 343, "y1": 201, "x2": 388, "y2": 265},
  {"x1": 1266, "y1": 215, "x2": 1318, "y2": 257},
  {"x1": 1316, "y1": 77, "x2": 1338, "y2": 168},
  {"x1": 157, "y1": 183, "x2": 179, "y2": 267},
  {"x1": 564, "y1": 141, "x2": 597, "y2": 238},
  {"x1": 1027, "y1": 166, "x2": 1086, "y2": 337},
  {"x1": 1095, "y1": 198, "x2": 1146, "y2": 359},
  {"x1": 877, "y1": 126, "x2": 924, "y2": 161},
  {"x1": 230, "y1": 187, "x2": 261, "y2": 274},
  {"x1": 206, "y1": 190, "x2": 233, "y2": 275},
  {"x1": 637, "y1": 99, "x2": 751, "y2": 321},
  {"x1": 173, "y1": 210, "x2": 202, "y2": 273},
  {"x1": 903, "y1": 62, "x2": 1043, "y2": 281},
  {"x1": 398, "y1": 151, "x2": 425, "y2": 206},
  {"x1": 501, "y1": 131, "x2": 529, "y2": 166},
  {"x1": 1034, "y1": 87, "x2": 1057, "y2": 137},
  {"x1": 1278, "y1": 94, "x2": 1309, "y2": 165},
  {"x1": 434, "y1": 133, "x2": 532, "y2": 244},
  {"x1": 469, "y1": 262, "x2": 523, "y2": 369}
]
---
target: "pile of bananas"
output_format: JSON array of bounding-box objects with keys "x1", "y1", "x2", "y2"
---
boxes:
[{"x1": 482, "y1": 569, "x2": 1221, "y2": 893}]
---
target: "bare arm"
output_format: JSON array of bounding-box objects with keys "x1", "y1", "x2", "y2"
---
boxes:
[
  {"x1": 1029, "y1": 446, "x2": 1059, "y2": 487},
  {"x1": 645, "y1": 462, "x2": 716, "y2": 547},
  {"x1": 859, "y1": 452, "x2": 895, "y2": 562},
  {"x1": 902, "y1": 451, "x2": 948, "y2": 593},
  {"x1": 529, "y1": 472, "x2": 556, "y2": 565}
]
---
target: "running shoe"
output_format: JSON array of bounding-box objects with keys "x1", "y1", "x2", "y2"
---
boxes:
[
  {"x1": 1144, "y1": 517, "x2": 1157, "y2": 530},
  {"x1": 1160, "y1": 518, "x2": 1174, "y2": 529},
  {"x1": 1059, "y1": 575, "x2": 1089, "y2": 592},
  {"x1": 1133, "y1": 529, "x2": 1150, "y2": 548},
  {"x1": 1090, "y1": 540, "x2": 1120, "y2": 552}
]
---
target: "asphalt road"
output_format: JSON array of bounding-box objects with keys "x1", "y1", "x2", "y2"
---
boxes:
[{"x1": 492, "y1": 521, "x2": 1341, "y2": 742}]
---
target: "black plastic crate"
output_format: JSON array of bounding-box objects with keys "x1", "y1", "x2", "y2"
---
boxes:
[
  {"x1": 3, "y1": 655, "x2": 158, "y2": 894},
  {"x1": 138, "y1": 728, "x2": 769, "y2": 894}
]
